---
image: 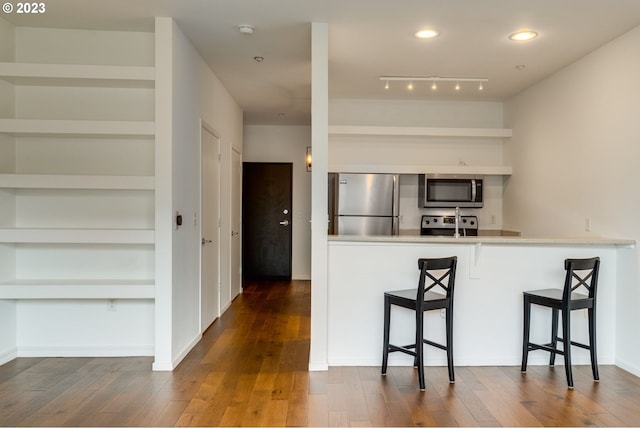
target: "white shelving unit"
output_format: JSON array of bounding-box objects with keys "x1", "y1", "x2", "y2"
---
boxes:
[
  {"x1": 0, "y1": 174, "x2": 154, "y2": 190},
  {"x1": 0, "y1": 228, "x2": 155, "y2": 244},
  {"x1": 0, "y1": 279, "x2": 155, "y2": 299},
  {"x1": 0, "y1": 62, "x2": 155, "y2": 86},
  {"x1": 0, "y1": 118, "x2": 155, "y2": 136},
  {"x1": 328, "y1": 164, "x2": 513, "y2": 175},
  {"x1": 0, "y1": 28, "x2": 156, "y2": 301},
  {"x1": 329, "y1": 125, "x2": 513, "y2": 138}
]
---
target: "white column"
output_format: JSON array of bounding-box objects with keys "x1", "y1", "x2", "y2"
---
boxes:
[
  {"x1": 152, "y1": 17, "x2": 174, "y2": 371},
  {"x1": 309, "y1": 22, "x2": 329, "y2": 370}
]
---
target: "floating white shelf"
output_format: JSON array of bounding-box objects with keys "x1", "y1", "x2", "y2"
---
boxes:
[
  {"x1": 0, "y1": 279, "x2": 154, "y2": 299},
  {"x1": 328, "y1": 125, "x2": 513, "y2": 138},
  {"x1": 329, "y1": 164, "x2": 513, "y2": 176},
  {"x1": 0, "y1": 118, "x2": 155, "y2": 137},
  {"x1": 0, "y1": 174, "x2": 155, "y2": 190},
  {"x1": 0, "y1": 62, "x2": 155, "y2": 88},
  {"x1": 0, "y1": 228, "x2": 155, "y2": 244}
]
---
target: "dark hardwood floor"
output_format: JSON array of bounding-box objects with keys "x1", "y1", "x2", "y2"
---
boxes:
[{"x1": 1, "y1": 279, "x2": 640, "y2": 426}]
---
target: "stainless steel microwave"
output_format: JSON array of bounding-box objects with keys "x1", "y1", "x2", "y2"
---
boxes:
[{"x1": 418, "y1": 174, "x2": 483, "y2": 208}]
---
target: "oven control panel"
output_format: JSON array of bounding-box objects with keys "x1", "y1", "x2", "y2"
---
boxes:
[{"x1": 421, "y1": 215, "x2": 478, "y2": 236}]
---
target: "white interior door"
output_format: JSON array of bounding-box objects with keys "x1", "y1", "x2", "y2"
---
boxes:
[
  {"x1": 231, "y1": 149, "x2": 242, "y2": 297},
  {"x1": 201, "y1": 126, "x2": 220, "y2": 331}
]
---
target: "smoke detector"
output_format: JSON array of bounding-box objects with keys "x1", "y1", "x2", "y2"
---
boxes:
[{"x1": 238, "y1": 25, "x2": 255, "y2": 35}]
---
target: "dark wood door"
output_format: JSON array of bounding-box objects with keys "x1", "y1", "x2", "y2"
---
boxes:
[{"x1": 242, "y1": 162, "x2": 292, "y2": 280}]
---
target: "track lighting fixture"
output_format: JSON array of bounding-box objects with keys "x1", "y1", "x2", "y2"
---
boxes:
[{"x1": 379, "y1": 76, "x2": 488, "y2": 93}]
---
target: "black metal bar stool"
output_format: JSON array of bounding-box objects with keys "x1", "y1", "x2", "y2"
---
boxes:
[
  {"x1": 381, "y1": 256, "x2": 457, "y2": 390},
  {"x1": 521, "y1": 257, "x2": 600, "y2": 389}
]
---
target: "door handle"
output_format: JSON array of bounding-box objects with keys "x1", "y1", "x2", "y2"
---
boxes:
[
  {"x1": 279, "y1": 220, "x2": 290, "y2": 226},
  {"x1": 202, "y1": 238, "x2": 212, "y2": 245}
]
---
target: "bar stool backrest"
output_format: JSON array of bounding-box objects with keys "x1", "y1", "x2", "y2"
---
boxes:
[
  {"x1": 416, "y1": 257, "x2": 458, "y2": 307},
  {"x1": 563, "y1": 257, "x2": 600, "y2": 303}
]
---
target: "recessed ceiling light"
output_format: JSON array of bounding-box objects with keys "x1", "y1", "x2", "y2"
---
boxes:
[
  {"x1": 515, "y1": 64, "x2": 526, "y2": 70},
  {"x1": 253, "y1": 56, "x2": 264, "y2": 62},
  {"x1": 238, "y1": 25, "x2": 255, "y2": 35},
  {"x1": 415, "y1": 29, "x2": 439, "y2": 39},
  {"x1": 509, "y1": 30, "x2": 538, "y2": 41}
]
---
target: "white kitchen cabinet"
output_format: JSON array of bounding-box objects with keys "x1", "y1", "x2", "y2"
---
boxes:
[{"x1": 0, "y1": 26, "x2": 155, "y2": 300}]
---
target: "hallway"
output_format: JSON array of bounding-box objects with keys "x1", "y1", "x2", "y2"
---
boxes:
[{"x1": 1, "y1": 280, "x2": 640, "y2": 426}]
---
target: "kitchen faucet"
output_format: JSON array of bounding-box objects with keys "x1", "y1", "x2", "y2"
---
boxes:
[{"x1": 454, "y1": 207, "x2": 460, "y2": 238}]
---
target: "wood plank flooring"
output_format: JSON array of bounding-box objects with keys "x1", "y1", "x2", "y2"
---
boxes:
[{"x1": 2, "y1": 279, "x2": 640, "y2": 426}]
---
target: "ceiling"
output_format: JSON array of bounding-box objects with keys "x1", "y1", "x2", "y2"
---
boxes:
[{"x1": 5, "y1": 0, "x2": 640, "y2": 125}]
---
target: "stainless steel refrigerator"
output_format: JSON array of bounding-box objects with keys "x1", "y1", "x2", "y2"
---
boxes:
[{"x1": 328, "y1": 173, "x2": 400, "y2": 236}]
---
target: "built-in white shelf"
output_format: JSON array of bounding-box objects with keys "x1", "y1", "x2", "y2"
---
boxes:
[
  {"x1": 0, "y1": 279, "x2": 154, "y2": 299},
  {"x1": 0, "y1": 228, "x2": 154, "y2": 244},
  {"x1": 328, "y1": 125, "x2": 513, "y2": 138},
  {"x1": 0, "y1": 118, "x2": 155, "y2": 137},
  {"x1": 0, "y1": 62, "x2": 155, "y2": 88},
  {"x1": 329, "y1": 164, "x2": 512, "y2": 176},
  {"x1": 0, "y1": 174, "x2": 154, "y2": 190}
]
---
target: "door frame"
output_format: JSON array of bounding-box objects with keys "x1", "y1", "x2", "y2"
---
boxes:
[
  {"x1": 231, "y1": 148, "x2": 242, "y2": 296},
  {"x1": 199, "y1": 121, "x2": 221, "y2": 332}
]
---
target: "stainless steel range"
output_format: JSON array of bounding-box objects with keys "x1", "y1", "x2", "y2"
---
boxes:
[{"x1": 420, "y1": 215, "x2": 478, "y2": 237}]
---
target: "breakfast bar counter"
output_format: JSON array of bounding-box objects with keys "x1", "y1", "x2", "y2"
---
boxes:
[
  {"x1": 329, "y1": 234, "x2": 635, "y2": 246},
  {"x1": 326, "y1": 234, "x2": 637, "y2": 371}
]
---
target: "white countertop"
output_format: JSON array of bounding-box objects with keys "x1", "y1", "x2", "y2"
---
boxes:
[{"x1": 328, "y1": 234, "x2": 635, "y2": 246}]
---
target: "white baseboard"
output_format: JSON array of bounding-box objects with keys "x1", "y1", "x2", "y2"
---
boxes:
[
  {"x1": 308, "y1": 361, "x2": 329, "y2": 371},
  {"x1": 615, "y1": 358, "x2": 640, "y2": 378},
  {"x1": 220, "y1": 300, "x2": 232, "y2": 314},
  {"x1": 152, "y1": 333, "x2": 203, "y2": 372},
  {"x1": 0, "y1": 347, "x2": 17, "y2": 366},
  {"x1": 152, "y1": 361, "x2": 175, "y2": 371},
  {"x1": 326, "y1": 354, "x2": 616, "y2": 367},
  {"x1": 17, "y1": 345, "x2": 154, "y2": 358}
]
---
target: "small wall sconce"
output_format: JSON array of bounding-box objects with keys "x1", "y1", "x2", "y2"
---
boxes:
[{"x1": 305, "y1": 146, "x2": 312, "y2": 172}]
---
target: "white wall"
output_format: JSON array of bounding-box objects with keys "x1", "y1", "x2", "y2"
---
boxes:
[
  {"x1": 329, "y1": 99, "x2": 504, "y2": 127},
  {"x1": 154, "y1": 18, "x2": 243, "y2": 370},
  {"x1": 504, "y1": 25, "x2": 640, "y2": 375},
  {"x1": 243, "y1": 125, "x2": 312, "y2": 280},
  {"x1": 328, "y1": 99, "x2": 507, "y2": 230}
]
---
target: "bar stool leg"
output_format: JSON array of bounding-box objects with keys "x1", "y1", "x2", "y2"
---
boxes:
[
  {"x1": 416, "y1": 310, "x2": 425, "y2": 391},
  {"x1": 549, "y1": 308, "x2": 559, "y2": 366},
  {"x1": 521, "y1": 296, "x2": 531, "y2": 372},
  {"x1": 561, "y1": 308, "x2": 574, "y2": 389},
  {"x1": 381, "y1": 296, "x2": 391, "y2": 375},
  {"x1": 445, "y1": 306, "x2": 455, "y2": 383},
  {"x1": 588, "y1": 306, "x2": 599, "y2": 381}
]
